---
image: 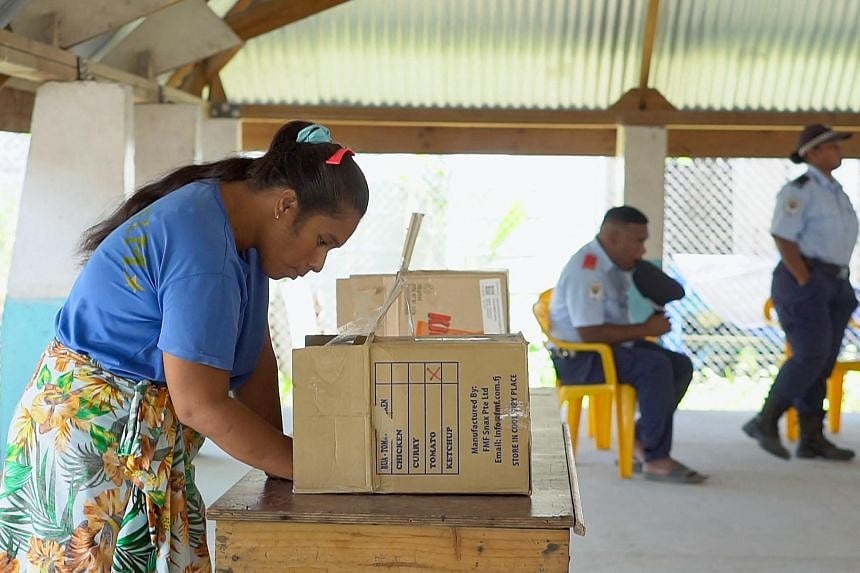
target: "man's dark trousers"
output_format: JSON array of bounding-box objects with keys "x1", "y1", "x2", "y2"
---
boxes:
[{"x1": 552, "y1": 340, "x2": 692, "y2": 461}]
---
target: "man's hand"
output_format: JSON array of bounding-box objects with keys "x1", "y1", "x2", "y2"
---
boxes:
[{"x1": 642, "y1": 312, "x2": 671, "y2": 337}]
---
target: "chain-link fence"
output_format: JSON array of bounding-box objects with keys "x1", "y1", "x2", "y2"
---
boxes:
[{"x1": 663, "y1": 157, "x2": 860, "y2": 391}]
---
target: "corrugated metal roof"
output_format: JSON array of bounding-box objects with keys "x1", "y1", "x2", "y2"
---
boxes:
[
  {"x1": 652, "y1": 0, "x2": 860, "y2": 111},
  {"x1": 221, "y1": 0, "x2": 647, "y2": 109},
  {"x1": 219, "y1": 0, "x2": 859, "y2": 112}
]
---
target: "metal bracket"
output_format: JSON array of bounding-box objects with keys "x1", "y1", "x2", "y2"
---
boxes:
[
  {"x1": 76, "y1": 58, "x2": 94, "y2": 81},
  {"x1": 210, "y1": 102, "x2": 240, "y2": 118}
]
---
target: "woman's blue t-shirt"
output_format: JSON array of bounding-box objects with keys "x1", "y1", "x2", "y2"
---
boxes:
[{"x1": 55, "y1": 179, "x2": 269, "y2": 390}]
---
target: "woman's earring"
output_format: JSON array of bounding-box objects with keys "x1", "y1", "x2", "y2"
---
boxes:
[{"x1": 275, "y1": 213, "x2": 280, "y2": 221}]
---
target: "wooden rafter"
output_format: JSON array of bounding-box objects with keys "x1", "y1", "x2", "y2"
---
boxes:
[
  {"x1": 637, "y1": 0, "x2": 661, "y2": 109},
  {"x1": 230, "y1": 0, "x2": 256, "y2": 13},
  {"x1": 169, "y1": 0, "x2": 250, "y2": 94},
  {"x1": 225, "y1": 0, "x2": 351, "y2": 41},
  {"x1": 238, "y1": 104, "x2": 860, "y2": 158},
  {"x1": 8, "y1": 0, "x2": 182, "y2": 49},
  {"x1": 188, "y1": 0, "x2": 351, "y2": 101},
  {"x1": 0, "y1": 86, "x2": 35, "y2": 132},
  {"x1": 238, "y1": 104, "x2": 860, "y2": 131},
  {"x1": 241, "y1": 122, "x2": 860, "y2": 158},
  {"x1": 209, "y1": 74, "x2": 227, "y2": 105},
  {"x1": 166, "y1": 62, "x2": 195, "y2": 88},
  {"x1": 0, "y1": 29, "x2": 205, "y2": 106}
]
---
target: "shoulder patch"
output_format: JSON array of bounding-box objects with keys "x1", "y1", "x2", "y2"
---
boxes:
[
  {"x1": 582, "y1": 253, "x2": 598, "y2": 270},
  {"x1": 791, "y1": 174, "x2": 810, "y2": 187},
  {"x1": 785, "y1": 197, "x2": 802, "y2": 214},
  {"x1": 588, "y1": 281, "x2": 603, "y2": 300}
]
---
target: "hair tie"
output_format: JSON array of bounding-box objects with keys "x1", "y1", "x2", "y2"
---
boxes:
[
  {"x1": 296, "y1": 124, "x2": 333, "y2": 144},
  {"x1": 326, "y1": 147, "x2": 355, "y2": 165}
]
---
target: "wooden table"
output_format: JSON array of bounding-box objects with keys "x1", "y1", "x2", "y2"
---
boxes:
[{"x1": 208, "y1": 387, "x2": 584, "y2": 572}]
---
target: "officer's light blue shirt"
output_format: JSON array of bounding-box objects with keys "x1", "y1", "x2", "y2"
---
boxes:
[
  {"x1": 770, "y1": 165, "x2": 859, "y2": 266},
  {"x1": 549, "y1": 238, "x2": 631, "y2": 343},
  {"x1": 56, "y1": 179, "x2": 269, "y2": 390}
]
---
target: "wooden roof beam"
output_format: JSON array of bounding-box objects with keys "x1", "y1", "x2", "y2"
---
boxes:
[
  {"x1": 0, "y1": 29, "x2": 206, "y2": 106},
  {"x1": 8, "y1": 0, "x2": 181, "y2": 49},
  {"x1": 241, "y1": 120, "x2": 860, "y2": 158},
  {"x1": 238, "y1": 105, "x2": 860, "y2": 157},
  {"x1": 194, "y1": 0, "x2": 352, "y2": 102},
  {"x1": 98, "y1": 0, "x2": 240, "y2": 77},
  {"x1": 237, "y1": 104, "x2": 860, "y2": 131},
  {"x1": 225, "y1": 0, "x2": 352, "y2": 41},
  {"x1": 637, "y1": 0, "x2": 661, "y2": 109},
  {"x1": 0, "y1": 86, "x2": 35, "y2": 132}
]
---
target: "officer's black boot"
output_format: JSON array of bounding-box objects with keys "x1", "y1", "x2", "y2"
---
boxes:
[
  {"x1": 742, "y1": 395, "x2": 790, "y2": 460},
  {"x1": 796, "y1": 411, "x2": 855, "y2": 461}
]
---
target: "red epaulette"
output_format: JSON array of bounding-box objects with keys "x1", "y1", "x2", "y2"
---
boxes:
[{"x1": 582, "y1": 253, "x2": 598, "y2": 270}]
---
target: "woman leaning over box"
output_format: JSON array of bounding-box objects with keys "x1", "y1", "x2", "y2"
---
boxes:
[{"x1": 0, "y1": 121, "x2": 368, "y2": 571}]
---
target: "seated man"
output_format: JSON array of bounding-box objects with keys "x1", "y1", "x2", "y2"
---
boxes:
[{"x1": 549, "y1": 205, "x2": 707, "y2": 484}]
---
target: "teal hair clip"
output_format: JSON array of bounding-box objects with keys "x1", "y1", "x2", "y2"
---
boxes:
[{"x1": 296, "y1": 124, "x2": 333, "y2": 144}]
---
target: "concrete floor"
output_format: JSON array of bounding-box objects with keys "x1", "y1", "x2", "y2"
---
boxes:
[
  {"x1": 569, "y1": 409, "x2": 860, "y2": 573},
  {"x1": 194, "y1": 408, "x2": 860, "y2": 572}
]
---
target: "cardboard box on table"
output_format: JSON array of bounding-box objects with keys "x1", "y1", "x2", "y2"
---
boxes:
[
  {"x1": 292, "y1": 331, "x2": 531, "y2": 494},
  {"x1": 336, "y1": 270, "x2": 510, "y2": 336}
]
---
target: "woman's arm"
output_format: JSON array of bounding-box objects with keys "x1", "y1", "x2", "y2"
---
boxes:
[
  {"x1": 235, "y1": 327, "x2": 284, "y2": 433},
  {"x1": 163, "y1": 339, "x2": 293, "y2": 479},
  {"x1": 234, "y1": 327, "x2": 294, "y2": 478}
]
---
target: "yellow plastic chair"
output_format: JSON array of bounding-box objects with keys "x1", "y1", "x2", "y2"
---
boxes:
[
  {"x1": 533, "y1": 288, "x2": 637, "y2": 479},
  {"x1": 764, "y1": 298, "x2": 858, "y2": 440}
]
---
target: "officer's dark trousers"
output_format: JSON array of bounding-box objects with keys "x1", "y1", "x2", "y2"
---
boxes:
[
  {"x1": 552, "y1": 340, "x2": 693, "y2": 461},
  {"x1": 770, "y1": 262, "x2": 857, "y2": 412}
]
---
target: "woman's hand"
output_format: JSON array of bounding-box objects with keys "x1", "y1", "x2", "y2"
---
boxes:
[{"x1": 163, "y1": 347, "x2": 293, "y2": 480}]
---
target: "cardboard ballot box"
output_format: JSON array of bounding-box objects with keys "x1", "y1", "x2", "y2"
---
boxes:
[
  {"x1": 336, "y1": 270, "x2": 510, "y2": 336},
  {"x1": 293, "y1": 333, "x2": 531, "y2": 494}
]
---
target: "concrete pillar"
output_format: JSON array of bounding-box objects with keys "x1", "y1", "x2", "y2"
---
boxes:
[
  {"x1": 616, "y1": 125, "x2": 668, "y2": 323},
  {"x1": 616, "y1": 125, "x2": 667, "y2": 260},
  {"x1": 201, "y1": 117, "x2": 242, "y2": 162},
  {"x1": 134, "y1": 103, "x2": 202, "y2": 188},
  {"x1": 1, "y1": 81, "x2": 134, "y2": 449}
]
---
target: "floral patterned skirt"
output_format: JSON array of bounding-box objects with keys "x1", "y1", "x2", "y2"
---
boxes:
[{"x1": 0, "y1": 340, "x2": 210, "y2": 572}]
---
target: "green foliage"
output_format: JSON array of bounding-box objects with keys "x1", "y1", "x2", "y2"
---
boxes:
[
  {"x1": 527, "y1": 343, "x2": 557, "y2": 388},
  {"x1": 489, "y1": 201, "x2": 527, "y2": 259},
  {"x1": 279, "y1": 371, "x2": 293, "y2": 402},
  {"x1": 419, "y1": 160, "x2": 450, "y2": 213}
]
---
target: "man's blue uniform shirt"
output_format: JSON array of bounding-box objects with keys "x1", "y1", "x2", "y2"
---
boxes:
[{"x1": 549, "y1": 238, "x2": 631, "y2": 343}]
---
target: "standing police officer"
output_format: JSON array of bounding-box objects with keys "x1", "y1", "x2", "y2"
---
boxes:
[
  {"x1": 744, "y1": 124, "x2": 856, "y2": 461},
  {"x1": 549, "y1": 206, "x2": 707, "y2": 484}
]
